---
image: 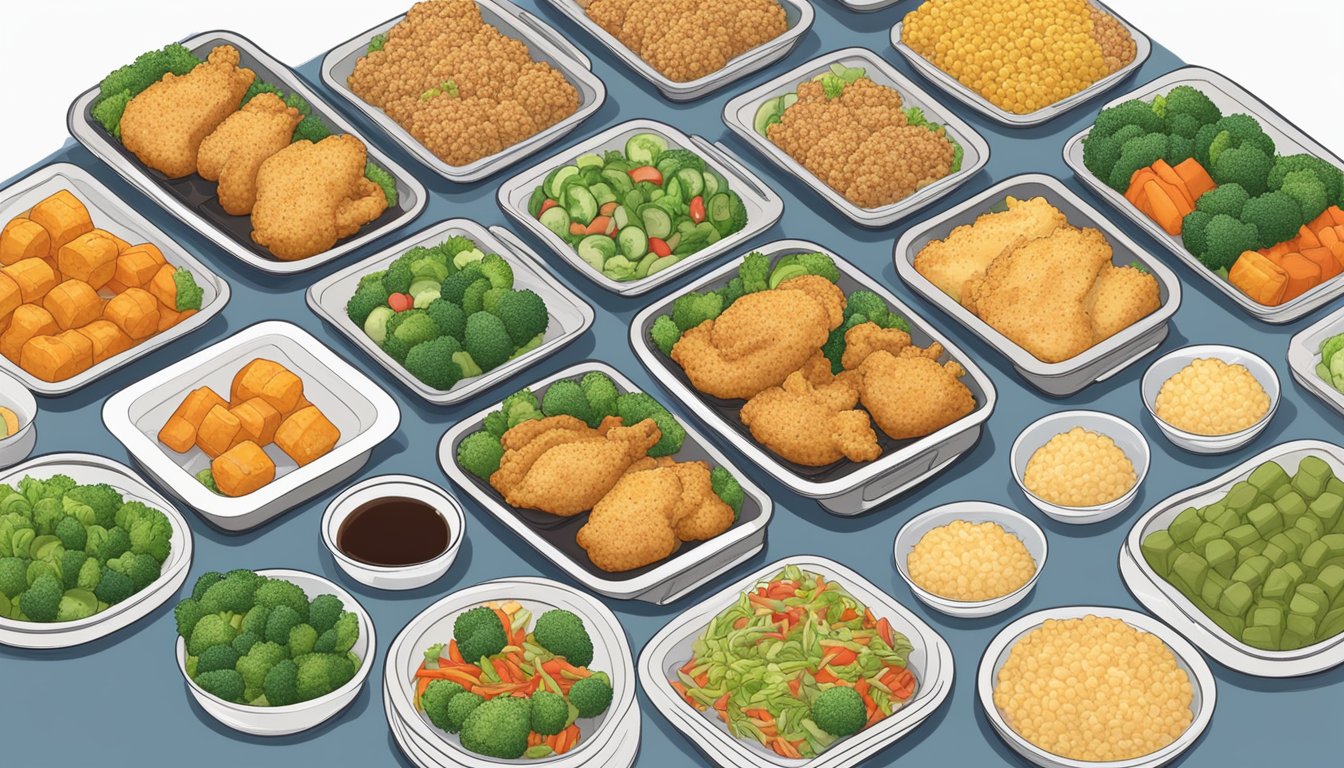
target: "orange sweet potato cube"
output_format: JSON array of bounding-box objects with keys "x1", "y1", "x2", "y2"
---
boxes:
[
  {"x1": 195, "y1": 404, "x2": 243, "y2": 459},
  {"x1": 112, "y1": 244, "x2": 167, "y2": 289},
  {"x1": 274, "y1": 406, "x2": 340, "y2": 466},
  {"x1": 103, "y1": 287, "x2": 160, "y2": 340},
  {"x1": 27, "y1": 190, "x2": 93, "y2": 256},
  {"x1": 0, "y1": 218, "x2": 51, "y2": 266},
  {"x1": 212, "y1": 441, "x2": 276, "y2": 497}
]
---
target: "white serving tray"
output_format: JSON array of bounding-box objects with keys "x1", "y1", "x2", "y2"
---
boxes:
[
  {"x1": 1286, "y1": 304, "x2": 1344, "y2": 418},
  {"x1": 307, "y1": 220, "x2": 594, "y2": 405},
  {"x1": 101, "y1": 321, "x2": 400, "y2": 532}
]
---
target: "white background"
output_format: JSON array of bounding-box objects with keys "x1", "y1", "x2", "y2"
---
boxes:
[{"x1": 0, "y1": 0, "x2": 1339, "y2": 180}]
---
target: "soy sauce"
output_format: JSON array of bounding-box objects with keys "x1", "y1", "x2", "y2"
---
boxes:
[{"x1": 337, "y1": 497, "x2": 448, "y2": 566}]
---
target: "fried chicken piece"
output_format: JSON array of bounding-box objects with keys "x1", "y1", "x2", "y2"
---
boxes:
[
  {"x1": 853, "y1": 349, "x2": 975, "y2": 440},
  {"x1": 840, "y1": 322, "x2": 913, "y2": 370},
  {"x1": 670, "y1": 275, "x2": 845, "y2": 400},
  {"x1": 962, "y1": 226, "x2": 1112, "y2": 363},
  {"x1": 490, "y1": 416, "x2": 661, "y2": 517},
  {"x1": 576, "y1": 460, "x2": 735, "y2": 572},
  {"x1": 250, "y1": 135, "x2": 387, "y2": 261},
  {"x1": 197, "y1": 93, "x2": 303, "y2": 215},
  {"x1": 739, "y1": 368, "x2": 881, "y2": 466},
  {"x1": 120, "y1": 45, "x2": 255, "y2": 179},
  {"x1": 1085, "y1": 264, "x2": 1161, "y2": 342},
  {"x1": 913, "y1": 196, "x2": 1069, "y2": 302}
]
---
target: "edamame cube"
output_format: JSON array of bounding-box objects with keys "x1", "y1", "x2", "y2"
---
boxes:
[
  {"x1": 1208, "y1": 610, "x2": 1245, "y2": 640},
  {"x1": 1243, "y1": 624, "x2": 1281, "y2": 649},
  {"x1": 1173, "y1": 551, "x2": 1209, "y2": 592},
  {"x1": 1283, "y1": 527, "x2": 1313, "y2": 554},
  {"x1": 1203, "y1": 504, "x2": 1240, "y2": 533},
  {"x1": 1262, "y1": 567, "x2": 1300, "y2": 600},
  {"x1": 1326, "y1": 477, "x2": 1344, "y2": 499},
  {"x1": 1248, "y1": 460, "x2": 1291, "y2": 497},
  {"x1": 1284, "y1": 561, "x2": 1311, "y2": 585},
  {"x1": 1260, "y1": 541, "x2": 1290, "y2": 568},
  {"x1": 1293, "y1": 456, "x2": 1334, "y2": 499},
  {"x1": 1309, "y1": 493, "x2": 1343, "y2": 531},
  {"x1": 1219, "y1": 581, "x2": 1254, "y2": 617},
  {"x1": 1224, "y1": 524, "x2": 1261, "y2": 550},
  {"x1": 1302, "y1": 534, "x2": 1344, "y2": 571},
  {"x1": 1282, "y1": 630, "x2": 1309, "y2": 650},
  {"x1": 1294, "y1": 515, "x2": 1324, "y2": 541},
  {"x1": 1317, "y1": 564, "x2": 1344, "y2": 604},
  {"x1": 1231, "y1": 555, "x2": 1271, "y2": 590},
  {"x1": 1141, "y1": 531, "x2": 1179, "y2": 574},
  {"x1": 1248, "y1": 503, "x2": 1284, "y2": 538},
  {"x1": 1200, "y1": 570, "x2": 1228, "y2": 607},
  {"x1": 1273, "y1": 484, "x2": 1295, "y2": 501},
  {"x1": 1205, "y1": 539, "x2": 1237, "y2": 578},
  {"x1": 1168, "y1": 507, "x2": 1203, "y2": 545},
  {"x1": 1238, "y1": 541, "x2": 1268, "y2": 566},
  {"x1": 1320, "y1": 608, "x2": 1344, "y2": 640},
  {"x1": 1224, "y1": 481, "x2": 1263, "y2": 516},
  {"x1": 1275, "y1": 492, "x2": 1308, "y2": 527},
  {"x1": 1250, "y1": 604, "x2": 1284, "y2": 630},
  {"x1": 1191, "y1": 522, "x2": 1224, "y2": 551},
  {"x1": 1293, "y1": 583, "x2": 1330, "y2": 615},
  {"x1": 1285, "y1": 612, "x2": 1319, "y2": 640}
]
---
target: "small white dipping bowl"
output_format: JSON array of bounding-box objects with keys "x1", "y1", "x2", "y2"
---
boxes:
[
  {"x1": 0, "y1": 371, "x2": 36, "y2": 469},
  {"x1": 1141, "y1": 344, "x2": 1279, "y2": 455},
  {"x1": 175, "y1": 568, "x2": 374, "y2": 736},
  {"x1": 894, "y1": 501, "x2": 1047, "y2": 618},
  {"x1": 322, "y1": 474, "x2": 464, "y2": 590},
  {"x1": 1011, "y1": 410, "x2": 1150, "y2": 525}
]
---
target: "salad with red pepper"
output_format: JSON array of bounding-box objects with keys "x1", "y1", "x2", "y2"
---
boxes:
[
  {"x1": 671, "y1": 565, "x2": 917, "y2": 759},
  {"x1": 527, "y1": 132, "x2": 749, "y2": 282}
]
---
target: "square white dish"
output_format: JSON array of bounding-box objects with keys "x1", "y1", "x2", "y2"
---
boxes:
[
  {"x1": 1286, "y1": 304, "x2": 1344, "y2": 417},
  {"x1": 101, "y1": 320, "x2": 400, "y2": 532},
  {"x1": 307, "y1": 219, "x2": 594, "y2": 405}
]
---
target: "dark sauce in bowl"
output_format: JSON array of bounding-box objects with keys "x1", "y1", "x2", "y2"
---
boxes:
[{"x1": 336, "y1": 496, "x2": 449, "y2": 567}]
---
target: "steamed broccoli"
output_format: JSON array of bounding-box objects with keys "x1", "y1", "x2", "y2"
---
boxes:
[
  {"x1": 196, "y1": 669, "x2": 246, "y2": 703},
  {"x1": 18, "y1": 574, "x2": 62, "y2": 622},
  {"x1": 500, "y1": 389, "x2": 543, "y2": 428},
  {"x1": 464, "y1": 312, "x2": 514, "y2": 371},
  {"x1": 241, "y1": 605, "x2": 271, "y2": 637},
  {"x1": 1279, "y1": 169, "x2": 1330, "y2": 222},
  {"x1": 289, "y1": 623, "x2": 318, "y2": 657},
  {"x1": 710, "y1": 466, "x2": 744, "y2": 521},
  {"x1": 54, "y1": 516, "x2": 86, "y2": 552},
  {"x1": 94, "y1": 567, "x2": 135, "y2": 606},
  {"x1": 332, "y1": 611, "x2": 360, "y2": 654},
  {"x1": 1181, "y1": 211, "x2": 1214, "y2": 259},
  {"x1": 492, "y1": 289, "x2": 548, "y2": 347},
  {"x1": 91, "y1": 90, "x2": 133, "y2": 137},
  {"x1": 425, "y1": 298, "x2": 466, "y2": 341},
  {"x1": 655, "y1": 149, "x2": 705, "y2": 174},
  {"x1": 454, "y1": 351, "x2": 484, "y2": 377},
  {"x1": 541, "y1": 380, "x2": 591, "y2": 424},
  {"x1": 291, "y1": 115, "x2": 332, "y2": 144},
  {"x1": 769, "y1": 251, "x2": 841, "y2": 287},
  {"x1": 364, "y1": 162, "x2": 398, "y2": 208},
  {"x1": 109, "y1": 551, "x2": 162, "y2": 591},
  {"x1": 263, "y1": 659, "x2": 300, "y2": 706},
  {"x1": 233, "y1": 631, "x2": 260, "y2": 656},
  {"x1": 1195, "y1": 113, "x2": 1275, "y2": 168},
  {"x1": 191, "y1": 572, "x2": 224, "y2": 601},
  {"x1": 718, "y1": 276, "x2": 747, "y2": 308},
  {"x1": 198, "y1": 569, "x2": 261, "y2": 614},
  {"x1": 1269, "y1": 153, "x2": 1343, "y2": 203},
  {"x1": 568, "y1": 672, "x2": 613, "y2": 718},
  {"x1": 198, "y1": 644, "x2": 240, "y2": 674},
  {"x1": 430, "y1": 235, "x2": 479, "y2": 266},
  {"x1": 458, "y1": 432, "x2": 504, "y2": 481},
  {"x1": 296, "y1": 653, "x2": 354, "y2": 700},
  {"x1": 1241, "y1": 191, "x2": 1303, "y2": 249},
  {"x1": 236, "y1": 641, "x2": 287, "y2": 694},
  {"x1": 1090, "y1": 99, "x2": 1165, "y2": 140},
  {"x1": 649, "y1": 315, "x2": 682, "y2": 356},
  {"x1": 346, "y1": 282, "x2": 390, "y2": 327},
  {"x1": 1201, "y1": 214, "x2": 1260, "y2": 271},
  {"x1": 445, "y1": 691, "x2": 484, "y2": 733},
  {"x1": 670, "y1": 291, "x2": 723, "y2": 331},
  {"x1": 614, "y1": 392, "x2": 685, "y2": 457},
  {"x1": 1195, "y1": 183, "x2": 1250, "y2": 218},
  {"x1": 0, "y1": 557, "x2": 27, "y2": 598},
  {"x1": 168, "y1": 269, "x2": 204, "y2": 311},
  {"x1": 477, "y1": 254, "x2": 514, "y2": 290},
  {"x1": 1210, "y1": 144, "x2": 1274, "y2": 197},
  {"x1": 454, "y1": 605, "x2": 507, "y2": 662},
  {"x1": 811, "y1": 685, "x2": 865, "y2": 737},
  {"x1": 96, "y1": 43, "x2": 200, "y2": 107},
  {"x1": 60, "y1": 485, "x2": 122, "y2": 529},
  {"x1": 1161, "y1": 85, "x2": 1222, "y2": 127},
  {"x1": 254, "y1": 578, "x2": 309, "y2": 621},
  {"x1": 460, "y1": 696, "x2": 532, "y2": 759},
  {"x1": 1082, "y1": 123, "x2": 1146, "y2": 182},
  {"x1": 530, "y1": 691, "x2": 569, "y2": 735},
  {"x1": 393, "y1": 310, "x2": 440, "y2": 349},
  {"x1": 580, "y1": 372, "x2": 620, "y2": 424},
  {"x1": 264, "y1": 605, "x2": 303, "y2": 646},
  {"x1": 441, "y1": 264, "x2": 484, "y2": 304},
  {"x1": 188, "y1": 613, "x2": 239, "y2": 655},
  {"x1": 1107, "y1": 132, "x2": 1169, "y2": 192},
  {"x1": 421, "y1": 680, "x2": 466, "y2": 731},
  {"x1": 367, "y1": 33, "x2": 387, "y2": 53},
  {"x1": 738, "y1": 251, "x2": 772, "y2": 293},
  {"x1": 821, "y1": 314, "x2": 870, "y2": 373},
  {"x1": 533, "y1": 609, "x2": 593, "y2": 667},
  {"x1": 405, "y1": 337, "x2": 465, "y2": 390}
]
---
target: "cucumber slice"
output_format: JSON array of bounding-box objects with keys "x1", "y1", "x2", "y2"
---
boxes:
[
  {"x1": 707, "y1": 193, "x2": 732, "y2": 226},
  {"x1": 527, "y1": 186, "x2": 549, "y2": 218},
  {"x1": 577, "y1": 234, "x2": 617, "y2": 270},
  {"x1": 623, "y1": 189, "x2": 645, "y2": 210},
  {"x1": 655, "y1": 157, "x2": 680, "y2": 180},
  {"x1": 539, "y1": 206, "x2": 571, "y2": 238},
  {"x1": 576, "y1": 153, "x2": 604, "y2": 169},
  {"x1": 647, "y1": 254, "x2": 681, "y2": 276},
  {"x1": 675, "y1": 168, "x2": 704, "y2": 199},
  {"x1": 753, "y1": 96, "x2": 785, "y2": 135},
  {"x1": 604, "y1": 158, "x2": 634, "y2": 173},
  {"x1": 624, "y1": 133, "x2": 668, "y2": 165},
  {"x1": 696, "y1": 221, "x2": 721, "y2": 245},
  {"x1": 545, "y1": 166, "x2": 579, "y2": 199},
  {"x1": 579, "y1": 166, "x2": 603, "y2": 185},
  {"x1": 665, "y1": 177, "x2": 683, "y2": 202},
  {"x1": 618, "y1": 225, "x2": 648, "y2": 259},
  {"x1": 408, "y1": 277, "x2": 440, "y2": 298},
  {"x1": 700, "y1": 171, "x2": 720, "y2": 199},
  {"x1": 652, "y1": 195, "x2": 683, "y2": 218},
  {"x1": 564, "y1": 186, "x2": 599, "y2": 223},
  {"x1": 676, "y1": 220, "x2": 695, "y2": 236},
  {"x1": 650, "y1": 189, "x2": 665, "y2": 202},
  {"x1": 639, "y1": 206, "x2": 673, "y2": 240},
  {"x1": 613, "y1": 205, "x2": 632, "y2": 230},
  {"x1": 665, "y1": 232, "x2": 681, "y2": 251},
  {"x1": 634, "y1": 252, "x2": 659, "y2": 279},
  {"x1": 601, "y1": 168, "x2": 634, "y2": 195},
  {"x1": 589, "y1": 182, "x2": 616, "y2": 206}
]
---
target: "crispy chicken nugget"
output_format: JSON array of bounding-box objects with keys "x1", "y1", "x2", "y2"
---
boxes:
[
  {"x1": 855, "y1": 349, "x2": 974, "y2": 440},
  {"x1": 914, "y1": 196, "x2": 1068, "y2": 302},
  {"x1": 739, "y1": 369, "x2": 880, "y2": 466},
  {"x1": 1085, "y1": 264, "x2": 1161, "y2": 342},
  {"x1": 197, "y1": 92, "x2": 303, "y2": 215}
]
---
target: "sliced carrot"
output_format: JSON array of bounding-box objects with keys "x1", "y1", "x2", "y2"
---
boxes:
[
  {"x1": 1151, "y1": 159, "x2": 1195, "y2": 210},
  {"x1": 568, "y1": 222, "x2": 586, "y2": 236},
  {"x1": 599, "y1": 200, "x2": 619, "y2": 216},
  {"x1": 1228, "y1": 250, "x2": 1289, "y2": 305},
  {"x1": 1260, "y1": 240, "x2": 1295, "y2": 261},
  {"x1": 1142, "y1": 180, "x2": 1185, "y2": 235},
  {"x1": 1173, "y1": 157, "x2": 1216, "y2": 200},
  {"x1": 1279, "y1": 252, "x2": 1321, "y2": 301},
  {"x1": 838, "y1": 608, "x2": 859, "y2": 622},
  {"x1": 1297, "y1": 226, "x2": 1322, "y2": 249},
  {"x1": 875, "y1": 617, "x2": 893, "y2": 646},
  {"x1": 1321, "y1": 227, "x2": 1344, "y2": 269},
  {"x1": 448, "y1": 640, "x2": 465, "y2": 664},
  {"x1": 1125, "y1": 169, "x2": 1158, "y2": 208},
  {"x1": 1300, "y1": 246, "x2": 1340, "y2": 281},
  {"x1": 1308, "y1": 209, "x2": 1336, "y2": 234},
  {"x1": 583, "y1": 216, "x2": 611, "y2": 235},
  {"x1": 1329, "y1": 206, "x2": 1344, "y2": 227}
]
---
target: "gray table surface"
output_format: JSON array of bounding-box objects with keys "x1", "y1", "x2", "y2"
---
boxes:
[{"x1": 1, "y1": 2, "x2": 1339, "y2": 767}]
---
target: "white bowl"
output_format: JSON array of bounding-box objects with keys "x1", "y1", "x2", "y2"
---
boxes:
[
  {"x1": 321, "y1": 475, "x2": 464, "y2": 591},
  {"x1": 978, "y1": 606, "x2": 1216, "y2": 768},
  {"x1": 174, "y1": 568, "x2": 375, "y2": 736},
  {"x1": 0, "y1": 370, "x2": 36, "y2": 469},
  {"x1": 1140, "y1": 344, "x2": 1280, "y2": 454},
  {"x1": 894, "y1": 502, "x2": 1047, "y2": 618},
  {"x1": 1010, "y1": 410, "x2": 1150, "y2": 524}
]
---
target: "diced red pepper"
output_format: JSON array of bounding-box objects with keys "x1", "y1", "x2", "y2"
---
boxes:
[
  {"x1": 689, "y1": 195, "x2": 706, "y2": 223},
  {"x1": 388, "y1": 293, "x2": 413, "y2": 312},
  {"x1": 628, "y1": 166, "x2": 663, "y2": 185},
  {"x1": 584, "y1": 215, "x2": 611, "y2": 235},
  {"x1": 599, "y1": 201, "x2": 619, "y2": 216},
  {"x1": 569, "y1": 222, "x2": 587, "y2": 236},
  {"x1": 649, "y1": 237, "x2": 671, "y2": 257}
]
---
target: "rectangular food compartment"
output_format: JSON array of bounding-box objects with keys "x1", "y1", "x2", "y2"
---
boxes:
[
  {"x1": 66, "y1": 30, "x2": 425, "y2": 274},
  {"x1": 438, "y1": 361, "x2": 772, "y2": 604},
  {"x1": 638, "y1": 556, "x2": 954, "y2": 768},
  {"x1": 497, "y1": 118, "x2": 784, "y2": 296},
  {"x1": 630, "y1": 240, "x2": 996, "y2": 515},
  {"x1": 722, "y1": 47, "x2": 989, "y2": 228},
  {"x1": 893, "y1": 173, "x2": 1181, "y2": 396},
  {"x1": 320, "y1": 0, "x2": 606, "y2": 183},
  {"x1": 889, "y1": 1, "x2": 1151, "y2": 126},
  {"x1": 1121, "y1": 439, "x2": 1344, "y2": 677},
  {"x1": 542, "y1": 0, "x2": 814, "y2": 102},
  {"x1": 1287, "y1": 305, "x2": 1344, "y2": 417},
  {"x1": 0, "y1": 162, "x2": 229, "y2": 395},
  {"x1": 1063, "y1": 66, "x2": 1344, "y2": 323},
  {"x1": 101, "y1": 321, "x2": 400, "y2": 532},
  {"x1": 307, "y1": 219, "x2": 594, "y2": 405}
]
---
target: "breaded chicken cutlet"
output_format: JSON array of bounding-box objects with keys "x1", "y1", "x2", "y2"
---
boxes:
[
  {"x1": 739, "y1": 366, "x2": 880, "y2": 466},
  {"x1": 196, "y1": 92, "x2": 303, "y2": 215},
  {"x1": 913, "y1": 195, "x2": 1068, "y2": 302},
  {"x1": 845, "y1": 339, "x2": 975, "y2": 441}
]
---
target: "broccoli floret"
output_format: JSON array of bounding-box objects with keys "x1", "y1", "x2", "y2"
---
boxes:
[
  {"x1": 346, "y1": 282, "x2": 390, "y2": 327},
  {"x1": 482, "y1": 411, "x2": 509, "y2": 439},
  {"x1": 167, "y1": 269, "x2": 204, "y2": 311},
  {"x1": 811, "y1": 685, "x2": 865, "y2": 737},
  {"x1": 367, "y1": 33, "x2": 387, "y2": 53},
  {"x1": 380, "y1": 334, "x2": 412, "y2": 363},
  {"x1": 454, "y1": 605, "x2": 507, "y2": 662},
  {"x1": 421, "y1": 680, "x2": 466, "y2": 731},
  {"x1": 425, "y1": 299, "x2": 466, "y2": 341},
  {"x1": 289, "y1": 623, "x2": 318, "y2": 657},
  {"x1": 492, "y1": 289, "x2": 549, "y2": 347},
  {"x1": 476, "y1": 254, "x2": 514, "y2": 290},
  {"x1": 1279, "y1": 169, "x2": 1329, "y2": 223},
  {"x1": 579, "y1": 372, "x2": 620, "y2": 425},
  {"x1": 533, "y1": 609, "x2": 593, "y2": 667},
  {"x1": 1195, "y1": 183, "x2": 1250, "y2": 218},
  {"x1": 198, "y1": 643, "x2": 240, "y2": 674},
  {"x1": 822, "y1": 314, "x2": 869, "y2": 373},
  {"x1": 1162, "y1": 85, "x2": 1222, "y2": 126},
  {"x1": 54, "y1": 516, "x2": 86, "y2": 552},
  {"x1": 263, "y1": 659, "x2": 300, "y2": 706},
  {"x1": 541, "y1": 380, "x2": 591, "y2": 424},
  {"x1": 405, "y1": 337, "x2": 465, "y2": 389},
  {"x1": 670, "y1": 291, "x2": 723, "y2": 332},
  {"x1": 393, "y1": 310, "x2": 440, "y2": 349},
  {"x1": 1201, "y1": 214, "x2": 1260, "y2": 271},
  {"x1": 1211, "y1": 145, "x2": 1274, "y2": 197},
  {"x1": 188, "y1": 613, "x2": 239, "y2": 655},
  {"x1": 128, "y1": 512, "x2": 172, "y2": 562},
  {"x1": 739, "y1": 251, "x2": 772, "y2": 293},
  {"x1": 709, "y1": 466, "x2": 744, "y2": 521},
  {"x1": 1107, "y1": 132, "x2": 1169, "y2": 192},
  {"x1": 1090, "y1": 99, "x2": 1165, "y2": 140},
  {"x1": 241, "y1": 605, "x2": 271, "y2": 637},
  {"x1": 1181, "y1": 211, "x2": 1214, "y2": 259},
  {"x1": 383, "y1": 261, "x2": 415, "y2": 296},
  {"x1": 1241, "y1": 191, "x2": 1303, "y2": 249},
  {"x1": 195, "y1": 669, "x2": 246, "y2": 703},
  {"x1": 191, "y1": 572, "x2": 224, "y2": 601},
  {"x1": 457, "y1": 432, "x2": 504, "y2": 481},
  {"x1": 459, "y1": 696, "x2": 532, "y2": 759},
  {"x1": 292, "y1": 116, "x2": 332, "y2": 144},
  {"x1": 18, "y1": 574, "x2": 62, "y2": 622},
  {"x1": 656, "y1": 149, "x2": 706, "y2": 174},
  {"x1": 649, "y1": 315, "x2": 682, "y2": 356},
  {"x1": 614, "y1": 392, "x2": 685, "y2": 457},
  {"x1": 459, "y1": 349, "x2": 490, "y2": 373},
  {"x1": 501, "y1": 389, "x2": 543, "y2": 429},
  {"x1": 297, "y1": 653, "x2": 356, "y2": 701},
  {"x1": 97, "y1": 44, "x2": 200, "y2": 103},
  {"x1": 429, "y1": 235, "x2": 478, "y2": 265},
  {"x1": 441, "y1": 264, "x2": 484, "y2": 304},
  {"x1": 843, "y1": 290, "x2": 891, "y2": 325},
  {"x1": 1269, "y1": 154, "x2": 1344, "y2": 202},
  {"x1": 264, "y1": 604, "x2": 303, "y2": 645},
  {"x1": 91, "y1": 90, "x2": 133, "y2": 137},
  {"x1": 198, "y1": 570, "x2": 260, "y2": 614},
  {"x1": 569, "y1": 672, "x2": 613, "y2": 718},
  {"x1": 173, "y1": 597, "x2": 206, "y2": 639},
  {"x1": 332, "y1": 611, "x2": 360, "y2": 654},
  {"x1": 110, "y1": 551, "x2": 162, "y2": 591},
  {"x1": 1081, "y1": 123, "x2": 1146, "y2": 182},
  {"x1": 59, "y1": 485, "x2": 121, "y2": 529},
  {"x1": 233, "y1": 631, "x2": 260, "y2": 656},
  {"x1": 0, "y1": 557, "x2": 26, "y2": 598},
  {"x1": 236, "y1": 641, "x2": 287, "y2": 694},
  {"x1": 254, "y1": 578, "x2": 309, "y2": 622},
  {"x1": 530, "y1": 690, "x2": 568, "y2": 735},
  {"x1": 769, "y1": 251, "x2": 841, "y2": 287},
  {"x1": 1199, "y1": 113, "x2": 1276, "y2": 168},
  {"x1": 463, "y1": 312, "x2": 514, "y2": 371},
  {"x1": 94, "y1": 567, "x2": 135, "y2": 607},
  {"x1": 1164, "y1": 134, "x2": 1196, "y2": 166},
  {"x1": 313, "y1": 628, "x2": 339, "y2": 653},
  {"x1": 445, "y1": 691, "x2": 484, "y2": 733},
  {"x1": 718, "y1": 276, "x2": 746, "y2": 308},
  {"x1": 461, "y1": 278, "x2": 491, "y2": 315},
  {"x1": 241, "y1": 80, "x2": 283, "y2": 106},
  {"x1": 364, "y1": 162, "x2": 398, "y2": 208}
]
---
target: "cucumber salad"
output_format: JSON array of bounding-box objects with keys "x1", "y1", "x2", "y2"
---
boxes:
[{"x1": 527, "y1": 133, "x2": 749, "y2": 282}]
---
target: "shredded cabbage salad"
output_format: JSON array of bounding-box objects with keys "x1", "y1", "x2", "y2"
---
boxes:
[{"x1": 670, "y1": 566, "x2": 918, "y2": 759}]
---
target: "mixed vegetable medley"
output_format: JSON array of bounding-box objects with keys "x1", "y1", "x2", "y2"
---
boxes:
[
  {"x1": 671, "y1": 565, "x2": 917, "y2": 759},
  {"x1": 344, "y1": 234, "x2": 549, "y2": 390},
  {"x1": 528, "y1": 133, "x2": 748, "y2": 282},
  {"x1": 1083, "y1": 85, "x2": 1344, "y2": 306},
  {"x1": 0, "y1": 475, "x2": 172, "y2": 622},
  {"x1": 1317, "y1": 331, "x2": 1344, "y2": 394},
  {"x1": 174, "y1": 570, "x2": 363, "y2": 706},
  {"x1": 414, "y1": 602, "x2": 614, "y2": 759}
]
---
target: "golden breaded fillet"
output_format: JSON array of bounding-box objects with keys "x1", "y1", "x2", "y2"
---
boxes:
[
  {"x1": 250, "y1": 135, "x2": 387, "y2": 261},
  {"x1": 197, "y1": 92, "x2": 303, "y2": 215},
  {"x1": 840, "y1": 322, "x2": 912, "y2": 370},
  {"x1": 854, "y1": 349, "x2": 974, "y2": 440},
  {"x1": 119, "y1": 45, "x2": 255, "y2": 178},
  {"x1": 913, "y1": 196, "x2": 1069, "y2": 302},
  {"x1": 1085, "y1": 265, "x2": 1161, "y2": 342},
  {"x1": 739, "y1": 369, "x2": 881, "y2": 466},
  {"x1": 670, "y1": 275, "x2": 844, "y2": 400}
]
